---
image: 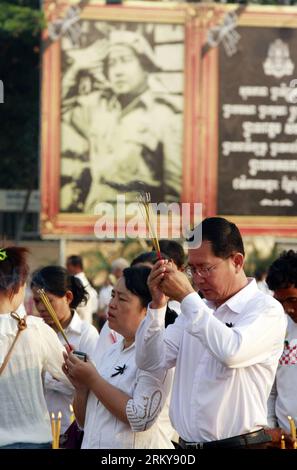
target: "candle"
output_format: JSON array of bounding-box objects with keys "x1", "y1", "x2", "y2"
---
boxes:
[
  {"x1": 69, "y1": 404, "x2": 75, "y2": 424},
  {"x1": 51, "y1": 412, "x2": 57, "y2": 449},
  {"x1": 281, "y1": 434, "x2": 286, "y2": 449},
  {"x1": 56, "y1": 411, "x2": 62, "y2": 449},
  {"x1": 288, "y1": 415, "x2": 296, "y2": 440}
]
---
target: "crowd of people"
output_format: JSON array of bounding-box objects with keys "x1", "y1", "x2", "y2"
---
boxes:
[{"x1": 0, "y1": 217, "x2": 297, "y2": 449}]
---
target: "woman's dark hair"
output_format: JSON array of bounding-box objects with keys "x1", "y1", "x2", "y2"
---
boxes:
[
  {"x1": 31, "y1": 266, "x2": 88, "y2": 309},
  {"x1": 266, "y1": 250, "x2": 297, "y2": 291},
  {"x1": 200, "y1": 217, "x2": 245, "y2": 258},
  {"x1": 0, "y1": 246, "x2": 29, "y2": 296},
  {"x1": 122, "y1": 266, "x2": 152, "y2": 308}
]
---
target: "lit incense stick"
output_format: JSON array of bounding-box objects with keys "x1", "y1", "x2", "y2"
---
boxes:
[
  {"x1": 37, "y1": 288, "x2": 71, "y2": 348},
  {"x1": 137, "y1": 192, "x2": 161, "y2": 259}
]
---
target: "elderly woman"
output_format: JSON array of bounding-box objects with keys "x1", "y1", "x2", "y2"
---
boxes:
[{"x1": 63, "y1": 266, "x2": 174, "y2": 449}]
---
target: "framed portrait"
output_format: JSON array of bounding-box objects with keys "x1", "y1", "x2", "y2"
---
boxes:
[
  {"x1": 40, "y1": 1, "x2": 197, "y2": 237},
  {"x1": 198, "y1": 4, "x2": 297, "y2": 235}
]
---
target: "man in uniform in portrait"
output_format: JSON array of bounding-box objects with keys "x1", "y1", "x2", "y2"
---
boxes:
[{"x1": 69, "y1": 29, "x2": 183, "y2": 211}]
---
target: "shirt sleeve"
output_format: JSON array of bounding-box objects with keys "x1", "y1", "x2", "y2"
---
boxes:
[
  {"x1": 44, "y1": 371, "x2": 74, "y2": 395},
  {"x1": 267, "y1": 379, "x2": 278, "y2": 428},
  {"x1": 135, "y1": 304, "x2": 186, "y2": 372},
  {"x1": 125, "y1": 368, "x2": 173, "y2": 432},
  {"x1": 39, "y1": 321, "x2": 69, "y2": 384},
  {"x1": 182, "y1": 292, "x2": 287, "y2": 368}
]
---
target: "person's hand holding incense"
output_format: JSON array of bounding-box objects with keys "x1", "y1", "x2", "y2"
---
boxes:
[
  {"x1": 160, "y1": 262, "x2": 195, "y2": 302},
  {"x1": 148, "y1": 259, "x2": 169, "y2": 309},
  {"x1": 65, "y1": 344, "x2": 75, "y2": 354}
]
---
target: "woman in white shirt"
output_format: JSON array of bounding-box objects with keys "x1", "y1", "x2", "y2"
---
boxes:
[
  {"x1": 31, "y1": 266, "x2": 98, "y2": 434},
  {"x1": 0, "y1": 247, "x2": 67, "y2": 449},
  {"x1": 63, "y1": 266, "x2": 174, "y2": 449}
]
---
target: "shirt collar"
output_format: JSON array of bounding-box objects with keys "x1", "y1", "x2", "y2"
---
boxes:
[
  {"x1": 112, "y1": 89, "x2": 153, "y2": 116},
  {"x1": 64, "y1": 310, "x2": 83, "y2": 335},
  {"x1": 206, "y1": 278, "x2": 258, "y2": 314},
  {"x1": 119, "y1": 338, "x2": 135, "y2": 352}
]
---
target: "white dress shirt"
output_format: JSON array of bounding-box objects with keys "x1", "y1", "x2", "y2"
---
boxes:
[
  {"x1": 267, "y1": 315, "x2": 297, "y2": 432},
  {"x1": 95, "y1": 322, "x2": 177, "y2": 443},
  {"x1": 136, "y1": 279, "x2": 287, "y2": 443},
  {"x1": 0, "y1": 312, "x2": 67, "y2": 446},
  {"x1": 75, "y1": 272, "x2": 98, "y2": 324},
  {"x1": 44, "y1": 311, "x2": 98, "y2": 433},
  {"x1": 81, "y1": 339, "x2": 174, "y2": 449}
]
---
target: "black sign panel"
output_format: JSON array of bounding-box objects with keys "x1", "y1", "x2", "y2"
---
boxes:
[{"x1": 218, "y1": 26, "x2": 297, "y2": 216}]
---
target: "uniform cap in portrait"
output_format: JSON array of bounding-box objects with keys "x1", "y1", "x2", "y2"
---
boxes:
[{"x1": 106, "y1": 30, "x2": 162, "y2": 73}]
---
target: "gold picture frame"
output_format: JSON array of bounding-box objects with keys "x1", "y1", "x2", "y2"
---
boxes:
[
  {"x1": 197, "y1": 4, "x2": 297, "y2": 235},
  {"x1": 40, "y1": 1, "x2": 197, "y2": 237}
]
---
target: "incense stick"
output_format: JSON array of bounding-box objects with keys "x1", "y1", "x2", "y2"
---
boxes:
[
  {"x1": 137, "y1": 192, "x2": 161, "y2": 259},
  {"x1": 37, "y1": 288, "x2": 72, "y2": 348}
]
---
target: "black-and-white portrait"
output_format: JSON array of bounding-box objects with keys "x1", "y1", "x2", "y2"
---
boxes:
[{"x1": 60, "y1": 20, "x2": 185, "y2": 213}]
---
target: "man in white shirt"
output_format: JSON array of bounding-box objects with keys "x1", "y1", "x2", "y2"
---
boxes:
[
  {"x1": 266, "y1": 250, "x2": 297, "y2": 447},
  {"x1": 66, "y1": 255, "x2": 98, "y2": 324},
  {"x1": 136, "y1": 217, "x2": 287, "y2": 449}
]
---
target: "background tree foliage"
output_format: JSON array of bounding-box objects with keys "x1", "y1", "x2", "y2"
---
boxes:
[{"x1": 0, "y1": 0, "x2": 44, "y2": 190}]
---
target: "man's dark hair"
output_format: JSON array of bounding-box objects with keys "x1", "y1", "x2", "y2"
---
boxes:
[
  {"x1": 254, "y1": 267, "x2": 267, "y2": 282},
  {"x1": 131, "y1": 251, "x2": 170, "y2": 267},
  {"x1": 266, "y1": 250, "x2": 297, "y2": 291},
  {"x1": 158, "y1": 240, "x2": 185, "y2": 269},
  {"x1": 66, "y1": 255, "x2": 83, "y2": 270},
  {"x1": 200, "y1": 217, "x2": 245, "y2": 258}
]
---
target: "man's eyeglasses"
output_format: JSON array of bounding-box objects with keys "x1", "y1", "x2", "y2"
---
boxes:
[{"x1": 186, "y1": 258, "x2": 227, "y2": 279}]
